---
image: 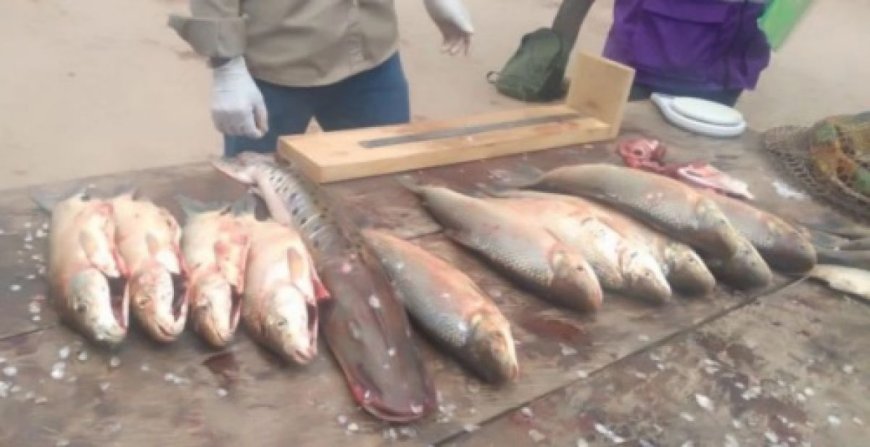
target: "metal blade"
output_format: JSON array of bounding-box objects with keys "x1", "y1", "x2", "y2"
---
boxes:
[{"x1": 358, "y1": 112, "x2": 579, "y2": 149}]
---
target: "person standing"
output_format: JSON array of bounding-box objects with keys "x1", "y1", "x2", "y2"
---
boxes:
[
  {"x1": 169, "y1": 0, "x2": 475, "y2": 156},
  {"x1": 601, "y1": 0, "x2": 772, "y2": 106}
]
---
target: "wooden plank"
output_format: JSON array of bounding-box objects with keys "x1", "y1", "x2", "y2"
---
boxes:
[
  {"x1": 566, "y1": 52, "x2": 636, "y2": 139},
  {"x1": 280, "y1": 107, "x2": 610, "y2": 184},
  {"x1": 451, "y1": 281, "x2": 870, "y2": 447},
  {"x1": 278, "y1": 53, "x2": 635, "y2": 184}
]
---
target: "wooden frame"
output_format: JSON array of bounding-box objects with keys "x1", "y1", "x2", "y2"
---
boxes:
[{"x1": 278, "y1": 52, "x2": 635, "y2": 183}]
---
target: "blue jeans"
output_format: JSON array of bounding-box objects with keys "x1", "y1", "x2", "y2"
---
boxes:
[{"x1": 224, "y1": 52, "x2": 410, "y2": 156}]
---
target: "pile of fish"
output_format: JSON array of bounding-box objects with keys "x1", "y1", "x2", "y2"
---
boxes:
[{"x1": 36, "y1": 152, "x2": 868, "y2": 425}]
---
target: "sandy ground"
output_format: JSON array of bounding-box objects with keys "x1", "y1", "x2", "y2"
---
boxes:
[{"x1": 1, "y1": 0, "x2": 867, "y2": 191}]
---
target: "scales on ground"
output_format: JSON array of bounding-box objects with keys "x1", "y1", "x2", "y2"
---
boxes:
[{"x1": 650, "y1": 93, "x2": 747, "y2": 138}]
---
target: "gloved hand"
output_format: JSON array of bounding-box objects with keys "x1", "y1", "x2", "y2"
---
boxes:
[
  {"x1": 423, "y1": 0, "x2": 475, "y2": 55},
  {"x1": 210, "y1": 56, "x2": 268, "y2": 139}
]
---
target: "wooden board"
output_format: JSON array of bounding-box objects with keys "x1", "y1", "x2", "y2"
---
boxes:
[
  {"x1": 278, "y1": 53, "x2": 635, "y2": 183},
  {"x1": 448, "y1": 281, "x2": 870, "y2": 447}
]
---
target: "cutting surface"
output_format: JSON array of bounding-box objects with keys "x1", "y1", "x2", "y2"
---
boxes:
[{"x1": 0, "y1": 103, "x2": 865, "y2": 447}]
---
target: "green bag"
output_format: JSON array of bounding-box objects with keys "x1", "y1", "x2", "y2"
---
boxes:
[{"x1": 487, "y1": 28, "x2": 570, "y2": 102}]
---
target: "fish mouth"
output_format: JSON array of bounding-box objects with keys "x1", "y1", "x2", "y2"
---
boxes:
[{"x1": 108, "y1": 276, "x2": 128, "y2": 331}]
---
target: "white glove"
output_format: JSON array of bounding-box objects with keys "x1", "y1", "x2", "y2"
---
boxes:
[
  {"x1": 210, "y1": 56, "x2": 268, "y2": 139},
  {"x1": 424, "y1": 0, "x2": 475, "y2": 55}
]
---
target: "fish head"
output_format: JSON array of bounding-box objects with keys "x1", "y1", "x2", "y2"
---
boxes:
[
  {"x1": 262, "y1": 285, "x2": 318, "y2": 364},
  {"x1": 467, "y1": 312, "x2": 519, "y2": 383},
  {"x1": 695, "y1": 198, "x2": 742, "y2": 257},
  {"x1": 130, "y1": 265, "x2": 187, "y2": 343},
  {"x1": 212, "y1": 152, "x2": 276, "y2": 186},
  {"x1": 621, "y1": 250, "x2": 672, "y2": 304},
  {"x1": 189, "y1": 273, "x2": 239, "y2": 348},
  {"x1": 549, "y1": 248, "x2": 603, "y2": 312},
  {"x1": 66, "y1": 268, "x2": 127, "y2": 346},
  {"x1": 666, "y1": 244, "x2": 717, "y2": 295}
]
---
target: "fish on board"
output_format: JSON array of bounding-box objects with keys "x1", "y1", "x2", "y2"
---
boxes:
[
  {"x1": 242, "y1": 217, "x2": 328, "y2": 364},
  {"x1": 399, "y1": 181, "x2": 603, "y2": 313},
  {"x1": 523, "y1": 163, "x2": 743, "y2": 259},
  {"x1": 212, "y1": 152, "x2": 436, "y2": 423},
  {"x1": 177, "y1": 195, "x2": 255, "y2": 348},
  {"x1": 481, "y1": 196, "x2": 672, "y2": 305},
  {"x1": 700, "y1": 190, "x2": 816, "y2": 274},
  {"x1": 480, "y1": 189, "x2": 716, "y2": 297},
  {"x1": 362, "y1": 228, "x2": 519, "y2": 383},
  {"x1": 35, "y1": 187, "x2": 129, "y2": 346},
  {"x1": 110, "y1": 190, "x2": 187, "y2": 343}
]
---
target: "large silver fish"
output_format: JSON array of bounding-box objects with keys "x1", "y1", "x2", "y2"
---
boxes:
[
  {"x1": 242, "y1": 217, "x2": 327, "y2": 364},
  {"x1": 212, "y1": 152, "x2": 435, "y2": 422},
  {"x1": 363, "y1": 229, "x2": 519, "y2": 383},
  {"x1": 400, "y1": 182, "x2": 603, "y2": 312},
  {"x1": 481, "y1": 196, "x2": 672, "y2": 304},
  {"x1": 524, "y1": 163, "x2": 743, "y2": 259},
  {"x1": 37, "y1": 189, "x2": 128, "y2": 346},
  {"x1": 177, "y1": 196, "x2": 254, "y2": 348},
  {"x1": 110, "y1": 191, "x2": 187, "y2": 343},
  {"x1": 481, "y1": 189, "x2": 716, "y2": 296}
]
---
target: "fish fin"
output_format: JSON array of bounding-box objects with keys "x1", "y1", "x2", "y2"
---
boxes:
[
  {"x1": 103, "y1": 181, "x2": 139, "y2": 200},
  {"x1": 146, "y1": 233, "x2": 180, "y2": 274},
  {"x1": 212, "y1": 157, "x2": 256, "y2": 185},
  {"x1": 31, "y1": 181, "x2": 91, "y2": 212},
  {"x1": 504, "y1": 164, "x2": 545, "y2": 189},
  {"x1": 287, "y1": 248, "x2": 330, "y2": 300},
  {"x1": 78, "y1": 230, "x2": 121, "y2": 278},
  {"x1": 230, "y1": 193, "x2": 259, "y2": 216},
  {"x1": 394, "y1": 174, "x2": 424, "y2": 195},
  {"x1": 175, "y1": 195, "x2": 228, "y2": 218}
]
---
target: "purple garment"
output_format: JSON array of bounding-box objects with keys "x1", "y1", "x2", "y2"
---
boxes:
[{"x1": 603, "y1": 0, "x2": 771, "y2": 92}]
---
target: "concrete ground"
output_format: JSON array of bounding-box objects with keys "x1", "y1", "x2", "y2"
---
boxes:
[{"x1": 1, "y1": 0, "x2": 867, "y2": 191}]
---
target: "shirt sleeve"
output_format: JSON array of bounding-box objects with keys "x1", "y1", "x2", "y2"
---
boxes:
[{"x1": 167, "y1": 0, "x2": 246, "y2": 59}]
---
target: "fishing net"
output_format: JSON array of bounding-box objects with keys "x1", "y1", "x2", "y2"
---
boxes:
[{"x1": 762, "y1": 111, "x2": 870, "y2": 224}]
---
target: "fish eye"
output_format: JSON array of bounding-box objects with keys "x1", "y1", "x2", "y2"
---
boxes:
[
  {"x1": 75, "y1": 303, "x2": 87, "y2": 313},
  {"x1": 276, "y1": 319, "x2": 287, "y2": 328}
]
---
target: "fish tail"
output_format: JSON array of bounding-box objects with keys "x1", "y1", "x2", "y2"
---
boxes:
[
  {"x1": 230, "y1": 193, "x2": 259, "y2": 216},
  {"x1": 175, "y1": 195, "x2": 230, "y2": 217},
  {"x1": 394, "y1": 174, "x2": 424, "y2": 195},
  {"x1": 484, "y1": 164, "x2": 544, "y2": 192},
  {"x1": 31, "y1": 181, "x2": 92, "y2": 212}
]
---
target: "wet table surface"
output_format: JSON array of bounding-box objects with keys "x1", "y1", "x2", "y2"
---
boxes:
[{"x1": 0, "y1": 102, "x2": 866, "y2": 447}]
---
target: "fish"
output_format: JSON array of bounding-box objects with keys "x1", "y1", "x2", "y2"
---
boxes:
[
  {"x1": 35, "y1": 187, "x2": 128, "y2": 346},
  {"x1": 814, "y1": 247, "x2": 870, "y2": 271},
  {"x1": 212, "y1": 152, "x2": 436, "y2": 422},
  {"x1": 700, "y1": 190, "x2": 816, "y2": 274},
  {"x1": 807, "y1": 265, "x2": 870, "y2": 301},
  {"x1": 177, "y1": 195, "x2": 255, "y2": 348},
  {"x1": 481, "y1": 196, "x2": 671, "y2": 304},
  {"x1": 400, "y1": 181, "x2": 603, "y2": 312},
  {"x1": 523, "y1": 163, "x2": 743, "y2": 259},
  {"x1": 242, "y1": 217, "x2": 328, "y2": 364},
  {"x1": 480, "y1": 189, "x2": 716, "y2": 296},
  {"x1": 703, "y1": 236, "x2": 773, "y2": 290},
  {"x1": 110, "y1": 190, "x2": 187, "y2": 343},
  {"x1": 362, "y1": 229, "x2": 519, "y2": 383}
]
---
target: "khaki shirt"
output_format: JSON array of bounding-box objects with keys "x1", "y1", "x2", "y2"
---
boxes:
[{"x1": 169, "y1": 0, "x2": 400, "y2": 87}]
